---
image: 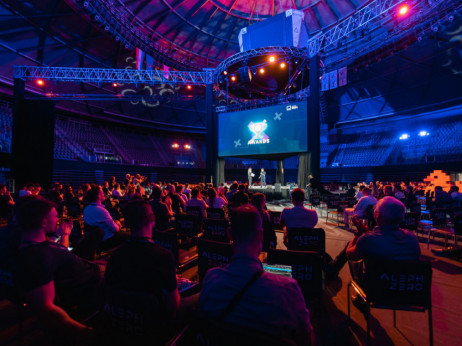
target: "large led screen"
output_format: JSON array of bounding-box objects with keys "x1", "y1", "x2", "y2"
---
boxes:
[{"x1": 218, "y1": 101, "x2": 307, "y2": 157}]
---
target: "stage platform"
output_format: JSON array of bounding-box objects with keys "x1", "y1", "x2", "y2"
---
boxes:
[{"x1": 248, "y1": 185, "x2": 293, "y2": 200}]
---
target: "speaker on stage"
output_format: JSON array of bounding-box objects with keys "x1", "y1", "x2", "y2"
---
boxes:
[
  {"x1": 238, "y1": 66, "x2": 252, "y2": 83},
  {"x1": 12, "y1": 100, "x2": 55, "y2": 189}
]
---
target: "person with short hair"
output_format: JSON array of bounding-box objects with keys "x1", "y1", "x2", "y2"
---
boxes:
[
  {"x1": 280, "y1": 188, "x2": 318, "y2": 232},
  {"x1": 186, "y1": 187, "x2": 207, "y2": 219},
  {"x1": 343, "y1": 187, "x2": 377, "y2": 230},
  {"x1": 150, "y1": 184, "x2": 173, "y2": 231},
  {"x1": 199, "y1": 205, "x2": 313, "y2": 344},
  {"x1": 16, "y1": 196, "x2": 100, "y2": 341}
]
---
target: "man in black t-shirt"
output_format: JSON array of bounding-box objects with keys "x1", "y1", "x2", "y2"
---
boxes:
[
  {"x1": 16, "y1": 196, "x2": 100, "y2": 341},
  {"x1": 105, "y1": 199, "x2": 179, "y2": 318},
  {"x1": 149, "y1": 184, "x2": 173, "y2": 231}
]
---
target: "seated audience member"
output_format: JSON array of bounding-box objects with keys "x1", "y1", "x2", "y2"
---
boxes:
[
  {"x1": 381, "y1": 185, "x2": 395, "y2": 198},
  {"x1": 434, "y1": 186, "x2": 452, "y2": 209},
  {"x1": 16, "y1": 196, "x2": 101, "y2": 340},
  {"x1": 199, "y1": 205, "x2": 312, "y2": 344},
  {"x1": 328, "y1": 197, "x2": 421, "y2": 281},
  {"x1": 183, "y1": 183, "x2": 191, "y2": 198},
  {"x1": 102, "y1": 181, "x2": 111, "y2": 197},
  {"x1": 0, "y1": 183, "x2": 14, "y2": 220},
  {"x1": 111, "y1": 183, "x2": 123, "y2": 199},
  {"x1": 19, "y1": 183, "x2": 41, "y2": 198},
  {"x1": 355, "y1": 185, "x2": 365, "y2": 200},
  {"x1": 280, "y1": 188, "x2": 318, "y2": 240},
  {"x1": 225, "y1": 182, "x2": 238, "y2": 201},
  {"x1": 405, "y1": 185, "x2": 417, "y2": 206},
  {"x1": 104, "y1": 200, "x2": 180, "y2": 320},
  {"x1": 186, "y1": 187, "x2": 207, "y2": 219},
  {"x1": 346, "y1": 197, "x2": 421, "y2": 281},
  {"x1": 394, "y1": 185, "x2": 405, "y2": 200},
  {"x1": 150, "y1": 184, "x2": 173, "y2": 231},
  {"x1": 165, "y1": 184, "x2": 185, "y2": 215},
  {"x1": 450, "y1": 186, "x2": 462, "y2": 207},
  {"x1": 229, "y1": 183, "x2": 249, "y2": 208},
  {"x1": 109, "y1": 176, "x2": 117, "y2": 190},
  {"x1": 343, "y1": 188, "x2": 377, "y2": 230},
  {"x1": 176, "y1": 184, "x2": 188, "y2": 205},
  {"x1": 206, "y1": 187, "x2": 227, "y2": 209},
  {"x1": 83, "y1": 186, "x2": 125, "y2": 249},
  {"x1": 250, "y1": 193, "x2": 276, "y2": 251}
]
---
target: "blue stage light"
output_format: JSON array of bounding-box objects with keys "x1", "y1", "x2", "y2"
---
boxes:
[
  {"x1": 399, "y1": 133, "x2": 410, "y2": 140},
  {"x1": 418, "y1": 131, "x2": 429, "y2": 137}
]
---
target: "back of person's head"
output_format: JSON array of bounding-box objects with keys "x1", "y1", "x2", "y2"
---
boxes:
[
  {"x1": 166, "y1": 184, "x2": 175, "y2": 193},
  {"x1": 191, "y1": 187, "x2": 199, "y2": 198},
  {"x1": 16, "y1": 196, "x2": 56, "y2": 232},
  {"x1": 374, "y1": 196, "x2": 405, "y2": 226},
  {"x1": 124, "y1": 199, "x2": 155, "y2": 233},
  {"x1": 207, "y1": 188, "x2": 217, "y2": 199},
  {"x1": 86, "y1": 186, "x2": 102, "y2": 203},
  {"x1": 291, "y1": 188, "x2": 305, "y2": 204},
  {"x1": 406, "y1": 185, "x2": 414, "y2": 192},
  {"x1": 395, "y1": 185, "x2": 402, "y2": 192},
  {"x1": 238, "y1": 184, "x2": 245, "y2": 191},
  {"x1": 250, "y1": 193, "x2": 265, "y2": 211},
  {"x1": 114, "y1": 183, "x2": 120, "y2": 190},
  {"x1": 151, "y1": 184, "x2": 162, "y2": 199},
  {"x1": 231, "y1": 182, "x2": 238, "y2": 190},
  {"x1": 451, "y1": 186, "x2": 459, "y2": 192},
  {"x1": 176, "y1": 184, "x2": 183, "y2": 194},
  {"x1": 383, "y1": 185, "x2": 393, "y2": 195},
  {"x1": 362, "y1": 187, "x2": 371, "y2": 196},
  {"x1": 435, "y1": 186, "x2": 443, "y2": 192},
  {"x1": 229, "y1": 205, "x2": 262, "y2": 244}
]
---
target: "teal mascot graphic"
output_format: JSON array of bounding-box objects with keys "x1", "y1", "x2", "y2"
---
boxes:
[{"x1": 248, "y1": 120, "x2": 270, "y2": 145}]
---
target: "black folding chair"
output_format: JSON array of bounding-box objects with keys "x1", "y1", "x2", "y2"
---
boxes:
[
  {"x1": 197, "y1": 238, "x2": 233, "y2": 282},
  {"x1": 203, "y1": 219, "x2": 230, "y2": 243},
  {"x1": 347, "y1": 259, "x2": 433, "y2": 346},
  {"x1": 206, "y1": 207, "x2": 226, "y2": 220},
  {"x1": 286, "y1": 228, "x2": 326, "y2": 254}
]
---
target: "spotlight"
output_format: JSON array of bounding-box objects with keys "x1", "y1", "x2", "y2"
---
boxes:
[
  {"x1": 113, "y1": 83, "x2": 118, "y2": 87},
  {"x1": 398, "y1": 4, "x2": 409, "y2": 16},
  {"x1": 280, "y1": 62, "x2": 286, "y2": 68},
  {"x1": 269, "y1": 56, "x2": 276, "y2": 63},
  {"x1": 223, "y1": 71, "x2": 228, "y2": 75},
  {"x1": 187, "y1": 85, "x2": 192, "y2": 89},
  {"x1": 231, "y1": 76, "x2": 236, "y2": 81},
  {"x1": 399, "y1": 133, "x2": 410, "y2": 140},
  {"x1": 171, "y1": 143, "x2": 179, "y2": 149},
  {"x1": 259, "y1": 68, "x2": 265, "y2": 74},
  {"x1": 184, "y1": 144, "x2": 191, "y2": 150},
  {"x1": 418, "y1": 131, "x2": 429, "y2": 137},
  {"x1": 36, "y1": 79, "x2": 44, "y2": 86}
]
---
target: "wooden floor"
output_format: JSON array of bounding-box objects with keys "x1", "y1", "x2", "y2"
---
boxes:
[
  {"x1": 1, "y1": 202, "x2": 461, "y2": 345},
  {"x1": 269, "y1": 201, "x2": 462, "y2": 346}
]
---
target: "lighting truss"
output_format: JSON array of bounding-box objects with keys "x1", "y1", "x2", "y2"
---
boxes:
[
  {"x1": 215, "y1": 46, "x2": 309, "y2": 76},
  {"x1": 76, "y1": 0, "x2": 216, "y2": 71},
  {"x1": 14, "y1": 66, "x2": 214, "y2": 85},
  {"x1": 307, "y1": 0, "x2": 410, "y2": 57},
  {"x1": 215, "y1": 93, "x2": 308, "y2": 113}
]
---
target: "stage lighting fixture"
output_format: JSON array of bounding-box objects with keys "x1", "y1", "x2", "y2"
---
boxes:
[
  {"x1": 187, "y1": 85, "x2": 192, "y2": 89},
  {"x1": 280, "y1": 62, "x2": 286, "y2": 68},
  {"x1": 36, "y1": 79, "x2": 44, "y2": 86},
  {"x1": 184, "y1": 144, "x2": 191, "y2": 150},
  {"x1": 231, "y1": 76, "x2": 236, "y2": 81},
  {"x1": 269, "y1": 56, "x2": 276, "y2": 63},
  {"x1": 172, "y1": 143, "x2": 179, "y2": 149},
  {"x1": 418, "y1": 131, "x2": 429, "y2": 137},
  {"x1": 399, "y1": 133, "x2": 410, "y2": 140},
  {"x1": 113, "y1": 83, "x2": 118, "y2": 87},
  {"x1": 259, "y1": 68, "x2": 265, "y2": 74},
  {"x1": 398, "y1": 4, "x2": 409, "y2": 16},
  {"x1": 223, "y1": 71, "x2": 228, "y2": 75}
]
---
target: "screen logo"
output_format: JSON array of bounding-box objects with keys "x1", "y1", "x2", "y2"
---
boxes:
[{"x1": 248, "y1": 120, "x2": 270, "y2": 145}]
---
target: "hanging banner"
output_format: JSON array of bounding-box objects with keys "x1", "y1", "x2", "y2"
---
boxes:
[{"x1": 339, "y1": 67, "x2": 347, "y2": 87}]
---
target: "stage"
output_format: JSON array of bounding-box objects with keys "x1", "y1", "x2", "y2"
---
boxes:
[{"x1": 248, "y1": 184, "x2": 293, "y2": 200}]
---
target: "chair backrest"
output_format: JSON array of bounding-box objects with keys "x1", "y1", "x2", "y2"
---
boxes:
[
  {"x1": 286, "y1": 228, "x2": 326, "y2": 253},
  {"x1": 152, "y1": 229, "x2": 179, "y2": 265},
  {"x1": 401, "y1": 212, "x2": 419, "y2": 231},
  {"x1": 310, "y1": 195, "x2": 321, "y2": 207},
  {"x1": 99, "y1": 283, "x2": 162, "y2": 342},
  {"x1": 174, "y1": 214, "x2": 200, "y2": 237},
  {"x1": 454, "y1": 214, "x2": 462, "y2": 236},
  {"x1": 431, "y1": 208, "x2": 447, "y2": 228},
  {"x1": 197, "y1": 238, "x2": 233, "y2": 282},
  {"x1": 203, "y1": 219, "x2": 230, "y2": 243},
  {"x1": 266, "y1": 249, "x2": 323, "y2": 301},
  {"x1": 363, "y1": 259, "x2": 432, "y2": 308},
  {"x1": 268, "y1": 210, "x2": 282, "y2": 229},
  {"x1": 206, "y1": 207, "x2": 225, "y2": 220},
  {"x1": 186, "y1": 206, "x2": 203, "y2": 221},
  {"x1": 326, "y1": 198, "x2": 339, "y2": 209}
]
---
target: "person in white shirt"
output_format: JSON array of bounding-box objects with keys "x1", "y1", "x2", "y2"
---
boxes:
[
  {"x1": 343, "y1": 187, "x2": 378, "y2": 229},
  {"x1": 206, "y1": 187, "x2": 227, "y2": 209},
  {"x1": 111, "y1": 183, "x2": 124, "y2": 198}
]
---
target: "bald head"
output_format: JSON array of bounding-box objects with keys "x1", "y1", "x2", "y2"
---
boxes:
[{"x1": 374, "y1": 196, "x2": 405, "y2": 226}]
